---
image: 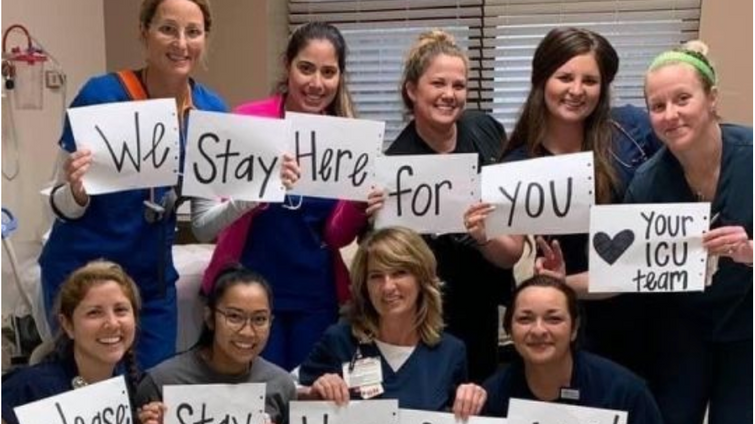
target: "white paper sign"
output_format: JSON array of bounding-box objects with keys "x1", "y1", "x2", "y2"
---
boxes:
[
  {"x1": 287, "y1": 112, "x2": 384, "y2": 201},
  {"x1": 14, "y1": 376, "x2": 132, "y2": 424},
  {"x1": 589, "y1": 203, "x2": 710, "y2": 293},
  {"x1": 289, "y1": 400, "x2": 399, "y2": 424},
  {"x1": 68, "y1": 98, "x2": 180, "y2": 195},
  {"x1": 400, "y1": 408, "x2": 507, "y2": 424},
  {"x1": 182, "y1": 110, "x2": 289, "y2": 202},
  {"x1": 163, "y1": 383, "x2": 266, "y2": 424},
  {"x1": 481, "y1": 152, "x2": 595, "y2": 236},
  {"x1": 374, "y1": 154, "x2": 479, "y2": 234},
  {"x1": 507, "y1": 398, "x2": 627, "y2": 424}
]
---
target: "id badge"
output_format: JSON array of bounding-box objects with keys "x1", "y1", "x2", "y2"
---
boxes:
[{"x1": 342, "y1": 357, "x2": 383, "y2": 389}]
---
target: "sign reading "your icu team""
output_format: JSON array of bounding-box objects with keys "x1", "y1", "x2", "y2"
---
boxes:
[{"x1": 588, "y1": 203, "x2": 710, "y2": 293}]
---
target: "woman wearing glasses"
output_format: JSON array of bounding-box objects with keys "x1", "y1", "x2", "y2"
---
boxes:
[
  {"x1": 298, "y1": 227, "x2": 486, "y2": 418},
  {"x1": 38, "y1": 0, "x2": 226, "y2": 369},
  {"x1": 193, "y1": 22, "x2": 366, "y2": 372},
  {"x1": 136, "y1": 265, "x2": 295, "y2": 424}
]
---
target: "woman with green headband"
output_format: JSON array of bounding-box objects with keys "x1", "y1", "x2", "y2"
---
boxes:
[{"x1": 625, "y1": 40, "x2": 753, "y2": 424}]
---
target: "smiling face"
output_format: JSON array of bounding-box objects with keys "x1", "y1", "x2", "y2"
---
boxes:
[
  {"x1": 544, "y1": 53, "x2": 602, "y2": 126},
  {"x1": 142, "y1": 0, "x2": 206, "y2": 80},
  {"x1": 406, "y1": 53, "x2": 467, "y2": 130},
  {"x1": 61, "y1": 281, "x2": 136, "y2": 371},
  {"x1": 510, "y1": 286, "x2": 577, "y2": 367},
  {"x1": 645, "y1": 63, "x2": 718, "y2": 154},
  {"x1": 285, "y1": 39, "x2": 341, "y2": 114},
  {"x1": 208, "y1": 283, "x2": 271, "y2": 374},
  {"x1": 366, "y1": 257, "x2": 420, "y2": 325}
]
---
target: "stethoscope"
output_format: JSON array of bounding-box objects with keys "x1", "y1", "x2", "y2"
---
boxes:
[{"x1": 609, "y1": 120, "x2": 650, "y2": 169}]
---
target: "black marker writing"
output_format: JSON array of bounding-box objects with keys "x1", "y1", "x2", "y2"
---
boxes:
[{"x1": 388, "y1": 165, "x2": 452, "y2": 216}]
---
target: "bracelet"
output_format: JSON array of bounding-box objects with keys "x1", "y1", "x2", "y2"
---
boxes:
[{"x1": 477, "y1": 238, "x2": 491, "y2": 247}]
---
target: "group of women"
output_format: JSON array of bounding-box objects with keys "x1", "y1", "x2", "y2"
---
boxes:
[{"x1": 1, "y1": 0, "x2": 751, "y2": 424}]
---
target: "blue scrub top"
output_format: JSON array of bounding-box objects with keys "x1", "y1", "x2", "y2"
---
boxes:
[
  {"x1": 625, "y1": 124, "x2": 753, "y2": 342},
  {"x1": 299, "y1": 322, "x2": 468, "y2": 411},
  {"x1": 39, "y1": 72, "x2": 227, "y2": 298},
  {"x1": 482, "y1": 351, "x2": 663, "y2": 424}
]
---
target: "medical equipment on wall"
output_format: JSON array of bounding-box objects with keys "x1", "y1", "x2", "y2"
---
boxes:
[
  {"x1": 1, "y1": 24, "x2": 68, "y2": 183},
  {"x1": 2, "y1": 24, "x2": 47, "y2": 109}
]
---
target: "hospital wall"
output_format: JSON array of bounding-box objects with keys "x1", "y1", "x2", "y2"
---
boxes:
[{"x1": 1, "y1": 0, "x2": 107, "y2": 243}]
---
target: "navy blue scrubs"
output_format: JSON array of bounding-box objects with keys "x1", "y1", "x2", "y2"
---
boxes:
[{"x1": 624, "y1": 124, "x2": 753, "y2": 424}]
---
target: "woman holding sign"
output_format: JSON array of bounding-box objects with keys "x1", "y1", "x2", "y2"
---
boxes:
[
  {"x1": 370, "y1": 29, "x2": 523, "y2": 383},
  {"x1": 624, "y1": 41, "x2": 753, "y2": 424},
  {"x1": 298, "y1": 227, "x2": 487, "y2": 418},
  {"x1": 494, "y1": 27, "x2": 661, "y2": 377},
  {"x1": 194, "y1": 22, "x2": 367, "y2": 372},
  {"x1": 482, "y1": 275, "x2": 663, "y2": 424},
  {"x1": 38, "y1": 0, "x2": 226, "y2": 369},
  {"x1": 135, "y1": 265, "x2": 295, "y2": 424},
  {"x1": 2, "y1": 261, "x2": 141, "y2": 424}
]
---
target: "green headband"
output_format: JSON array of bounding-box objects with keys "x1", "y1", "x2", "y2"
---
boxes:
[{"x1": 648, "y1": 51, "x2": 716, "y2": 84}]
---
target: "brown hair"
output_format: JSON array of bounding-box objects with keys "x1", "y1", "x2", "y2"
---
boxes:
[
  {"x1": 400, "y1": 29, "x2": 469, "y2": 114},
  {"x1": 504, "y1": 27, "x2": 620, "y2": 204},
  {"x1": 53, "y1": 260, "x2": 142, "y2": 393},
  {"x1": 503, "y1": 275, "x2": 580, "y2": 348},
  {"x1": 349, "y1": 227, "x2": 444, "y2": 346},
  {"x1": 277, "y1": 22, "x2": 356, "y2": 118},
  {"x1": 139, "y1": 0, "x2": 213, "y2": 32}
]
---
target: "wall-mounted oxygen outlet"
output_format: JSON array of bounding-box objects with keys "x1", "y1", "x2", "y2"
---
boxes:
[{"x1": 45, "y1": 70, "x2": 64, "y2": 89}]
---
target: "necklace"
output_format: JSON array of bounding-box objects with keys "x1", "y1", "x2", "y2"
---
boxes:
[{"x1": 71, "y1": 375, "x2": 88, "y2": 389}]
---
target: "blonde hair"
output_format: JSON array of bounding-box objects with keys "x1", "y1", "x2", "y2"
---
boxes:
[
  {"x1": 647, "y1": 40, "x2": 716, "y2": 93},
  {"x1": 349, "y1": 227, "x2": 444, "y2": 346},
  {"x1": 401, "y1": 29, "x2": 469, "y2": 114}
]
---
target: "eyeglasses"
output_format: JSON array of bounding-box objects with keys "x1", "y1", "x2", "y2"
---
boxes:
[
  {"x1": 215, "y1": 308, "x2": 272, "y2": 332},
  {"x1": 151, "y1": 22, "x2": 206, "y2": 42}
]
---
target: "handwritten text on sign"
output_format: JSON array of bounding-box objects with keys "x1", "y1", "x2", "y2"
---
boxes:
[
  {"x1": 400, "y1": 408, "x2": 507, "y2": 424},
  {"x1": 163, "y1": 383, "x2": 266, "y2": 424},
  {"x1": 374, "y1": 154, "x2": 479, "y2": 234},
  {"x1": 287, "y1": 112, "x2": 384, "y2": 201},
  {"x1": 481, "y1": 152, "x2": 595, "y2": 236},
  {"x1": 507, "y1": 398, "x2": 627, "y2": 424},
  {"x1": 289, "y1": 400, "x2": 399, "y2": 424},
  {"x1": 14, "y1": 376, "x2": 132, "y2": 424},
  {"x1": 588, "y1": 203, "x2": 710, "y2": 293},
  {"x1": 182, "y1": 110, "x2": 289, "y2": 202},
  {"x1": 67, "y1": 98, "x2": 180, "y2": 195}
]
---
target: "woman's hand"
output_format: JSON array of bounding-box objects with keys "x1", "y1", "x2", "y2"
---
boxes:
[
  {"x1": 311, "y1": 373, "x2": 351, "y2": 406},
  {"x1": 452, "y1": 383, "x2": 487, "y2": 420},
  {"x1": 534, "y1": 236, "x2": 567, "y2": 281},
  {"x1": 280, "y1": 153, "x2": 301, "y2": 189},
  {"x1": 704, "y1": 225, "x2": 753, "y2": 264},
  {"x1": 463, "y1": 202, "x2": 496, "y2": 245},
  {"x1": 137, "y1": 401, "x2": 167, "y2": 424},
  {"x1": 364, "y1": 188, "x2": 386, "y2": 220},
  {"x1": 65, "y1": 148, "x2": 92, "y2": 206}
]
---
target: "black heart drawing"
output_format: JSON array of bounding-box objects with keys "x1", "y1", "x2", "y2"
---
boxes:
[{"x1": 592, "y1": 230, "x2": 635, "y2": 265}]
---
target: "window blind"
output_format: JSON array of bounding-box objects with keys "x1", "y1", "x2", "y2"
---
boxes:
[{"x1": 289, "y1": 0, "x2": 701, "y2": 137}]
